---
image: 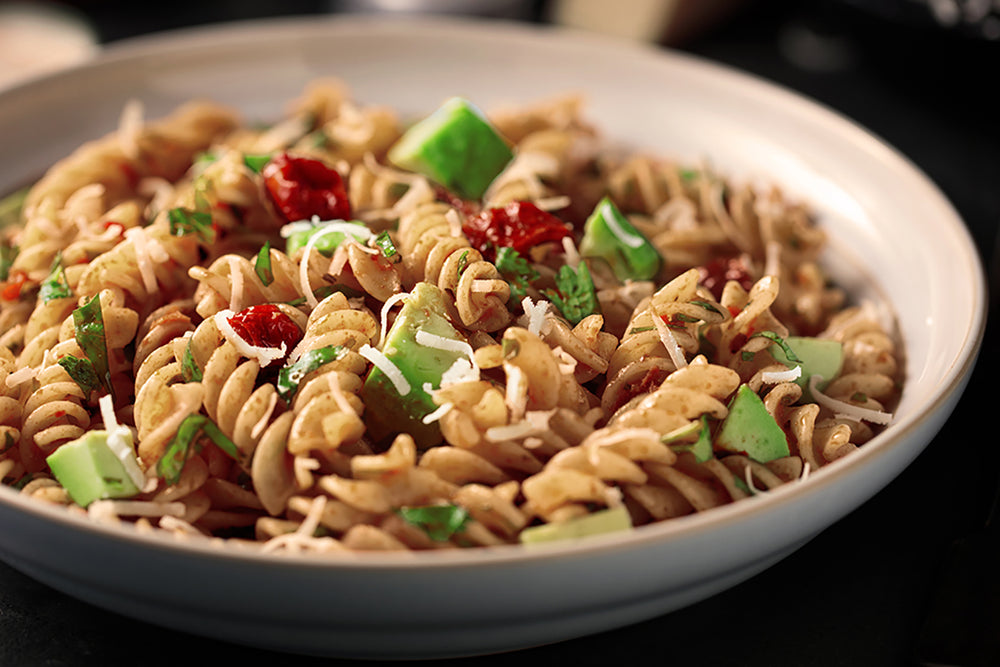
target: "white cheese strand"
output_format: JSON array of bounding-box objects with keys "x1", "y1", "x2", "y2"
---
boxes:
[
  {"x1": 421, "y1": 402, "x2": 454, "y2": 425},
  {"x1": 213, "y1": 309, "x2": 286, "y2": 368},
  {"x1": 98, "y1": 394, "x2": 146, "y2": 488},
  {"x1": 415, "y1": 330, "x2": 478, "y2": 372},
  {"x1": 760, "y1": 365, "x2": 802, "y2": 384},
  {"x1": 5, "y1": 366, "x2": 36, "y2": 388},
  {"x1": 521, "y1": 296, "x2": 551, "y2": 336},
  {"x1": 808, "y1": 375, "x2": 893, "y2": 425},
  {"x1": 124, "y1": 226, "x2": 158, "y2": 295},
  {"x1": 359, "y1": 343, "x2": 411, "y2": 396},
  {"x1": 377, "y1": 291, "x2": 410, "y2": 349},
  {"x1": 288, "y1": 217, "x2": 374, "y2": 309},
  {"x1": 651, "y1": 308, "x2": 688, "y2": 369}
]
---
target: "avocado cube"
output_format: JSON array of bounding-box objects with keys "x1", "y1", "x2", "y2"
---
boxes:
[
  {"x1": 520, "y1": 505, "x2": 633, "y2": 546},
  {"x1": 285, "y1": 220, "x2": 370, "y2": 257},
  {"x1": 387, "y1": 97, "x2": 514, "y2": 200},
  {"x1": 46, "y1": 430, "x2": 142, "y2": 508},
  {"x1": 579, "y1": 196, "x2": 661, "y2": 281},
  {"x1": 770, "y1": 336, "x2": 843, "y2": 399},
  {"x1": 715, "y1": 385, "x2": 790, "y2": 462},
  {"x1": 361, "y1": 282, "x2": 467, "y2": 448}
]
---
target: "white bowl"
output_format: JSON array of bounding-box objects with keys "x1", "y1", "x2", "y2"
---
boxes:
[{"x1": 0, "y1": 14, "x2": 985, "y2": 660}]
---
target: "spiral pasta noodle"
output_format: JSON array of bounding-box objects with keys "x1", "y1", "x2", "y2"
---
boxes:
[{"x1": 0, "y1": 80, "x2": 904, "y2": 552}]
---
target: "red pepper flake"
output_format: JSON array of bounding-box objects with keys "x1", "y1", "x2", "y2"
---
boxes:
[
  {"x1": 226, "y1": 304, "x2": 303, "y2": 353},
  {"x1": 462, "y1": 201, "x2": 571, "y2": 261},
  {"x1": 262, "y1": 152, "x2": 351, "y2": 223}
]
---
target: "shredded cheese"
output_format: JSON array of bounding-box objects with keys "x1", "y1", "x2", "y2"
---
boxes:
[
  {"x1": 521, "y1": 296, "x2": 551, "y2": 336},
  {"x1": 808, "y1": 375, "x2": 893, "y2": 425},
  {"x1": 377, "y1": 291, "x2": 410, "y2": 349},
  {"x1": 98, "y1": 394, "x2": 146, "y2": 489},
  {"x1": 213, "y1": 309, "x2": 287, "y2": 368},
  {"x1": 124, "y1": 226, "x2": 158, "y2": 295},
  {"x1": 760, "y1": 365, "x2": 802, "y2": 384},
  {"x1": 291, "y1": 217, "x2": 374, "y2": 308},
  {"x1": 421, "y1": 402, "x2": 454, "y2": 425},
  {"x1": 359, "y1": 343, "x2": 410, "y2": 396},
  {"x1": 651, "y1": 309, "x2": 688, "y2": 369}
]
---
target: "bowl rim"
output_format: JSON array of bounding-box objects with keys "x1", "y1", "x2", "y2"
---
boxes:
[{"x1": 0, "y1": 13, "x2": 988, "y2": 572}]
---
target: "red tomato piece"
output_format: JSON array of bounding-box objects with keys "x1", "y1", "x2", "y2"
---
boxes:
[
  {"x1": 227, "y1": 304, "x2": 303, "y2": 353},
  {"x1": 0, "y1": 269, "x2": 28, "y2": 301},
  {"x1": 462, "y1": 201, "x2": 571, "y2": 260},
  {"x1": 262, "y1": 153, "x2": 351, "y2": 223},
  {"x1": 697, "y1": 256, "x2": 754, "y2": 301}
]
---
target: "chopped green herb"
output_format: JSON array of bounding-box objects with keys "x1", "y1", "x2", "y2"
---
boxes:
[
  {"x1": 243, "y1": 154, "x2": 272, "y2": 173},
  {"x1": 456, "y1": 250, "x2": 470, "y2": 276},
  {"x1": 0, "y1": 187, "x2": 29, "y2": 229},
  {"x1": 57, "y1": 355, "x2": 101, "y2": 395},
  {"x1": 396, "y1": 504, "x2": 471, "y2": 541},
  {"x1": 750, "y1": 331, "x2": 803, "y2": 364},
  {"x1": 39, "y1": 253, "x2": 72, "y2": 302},
  {"x1": 543, "y1": 261, "x2": 599, "y2": 325},
  {"x1": 0, "y1": 241, "x2": 18, "y2": 281},
  {"x1": 254, "y1": 241, "x2": 274, "y2": 286},
  {"x1": 167, "y1": 206, "x2": 215, "y2": 243},
  {"x1": 72, "y1": 294, "x2": 113, "y2": 400},
  {"x1": 181, "y1": 341, "x2": 203, "y2": 382},
  {"x1": 373, "y1": 230, "x2": 401, "y2": 263},
  {"x1": 628, "y1": 326, "x2": 656, "y2": 335},
  {"x1": 851, "y1": 391, "x2": 868, "y2": 403},
  {"x1": 741, "y1": 350, "x2": 756, "y2": 362},
  {"x1": 157, "y1": 414, "x2": 240, "y2": 485},
  {"x1": 1, "y1": 431, "x2": 15, "y2": 455},
  {"x1": 277, "y1": 345, "x2": 345, "y2": 402},
  {"x1": 690, "y1": 300, "x2": 723, "y2": 316},
  {"x1": 495, "y1": 247, "x2": 539, "y2": 303}
]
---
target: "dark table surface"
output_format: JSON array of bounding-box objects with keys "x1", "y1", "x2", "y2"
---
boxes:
[{"x1": 1, "y1": 1, "x2": 997, "y2": 665}]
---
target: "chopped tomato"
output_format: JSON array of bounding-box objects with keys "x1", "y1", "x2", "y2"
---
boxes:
[
  {"x1": 0, "y1": 269, "x2": 28, "y2": 301},
  {"x1": 462, "y1": 201, "x2": 571, "y2": 260},
  {"x1": 262, "y1": 153, "x2": 351, "y2": 223},
  {"x1": 227, "y1": 304, "x2": 303, "y2": 353},
  {"x1": 697, "y1": 256, "x2": 754, "y2": 300}
]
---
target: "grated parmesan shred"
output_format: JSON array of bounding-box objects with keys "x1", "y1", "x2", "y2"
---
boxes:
[
  {"x1": 124, "y1": 226, "x2": 159, "y2": 295},
  {"x1": 359, "y1": 343, "x2": 410, "y2": 396},
  {"x1": 378, "y1": 291, "x2": 410, "y2": 349},
  {"x1": 213, "y1": 309, "x2": 287, "y2": 368},
  {"x1": 760, "y1": 365, "x2": 802, "y2": 384},
  {"x1": 98, "y1": 394, "x2": 146, "y2": 488},
  {"x1": 651, "y1": 308, "x2": 688, "y2": 369},
  {"x1": 808, "y1": 375, "x2": 893, "y2": 425}
]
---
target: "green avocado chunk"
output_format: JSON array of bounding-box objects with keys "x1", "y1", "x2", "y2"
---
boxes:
[
  {"x1": 579, "y1": 196, "x2": 661, "y2": 281},
  {"x1": 387, "y1": 97, "x2": 514, "y2": 200},
  {"x1": 361, "y1": 282, "x2": 468, "y2": 448},
  {"x1": 665, "y1": 415, "x2": 713, "y2": 463},
  {"x1": 46, "y1": 430, "x2": 141, "y2": 508},
  {"x1": 284, "y1": 220, "x2": 370, "y2": 257},
  {"x1": 715, "y1": 385, "x2": 790, "y2": 462},
  {"x1": 770, "y1": 335, "x2": 844, "y2": 398},
  {"x1": 520, "y1": 505, "x2": 633, "y2": 546}
]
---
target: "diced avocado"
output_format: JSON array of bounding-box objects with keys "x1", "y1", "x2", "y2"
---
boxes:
[
  {"x1": 285, "y1": 220, "x2": 370, "y2": 257},
  {"x1": 361, "y1": 282, "x2": 467, "y2": 448},
  {"x1": 387, "y1": 97, "x2": 514, "y2": 200},
  {"x1": 770, "y1": 335, "x2": 843, "y2": 399},
  {"x1": 46, "y1": 430, "x2": 142, "y2": 508},
  {"x1": 665, "y1": 415, "x2": 713, "y2": 463},
  {"x1": 579, "y1": 196, "x2": 661, "y2": 281},
  {"x1": 715, "y1": 384, "x2": 790, "y2": 462},
  {"x1": 520, "y1": 505, "x2": 633, "y2": 546}
]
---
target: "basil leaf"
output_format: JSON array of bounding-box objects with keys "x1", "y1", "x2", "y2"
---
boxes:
[
  {"x1": 277, "y1": 345, "x2": 345, "y2": 402},
  {"x1": 167, "y1": 206, "x2": 215, "y2": 243},
  {"x1": 39, "y1": 253, "x2": 72, "y2": 302},
  {"x1": 0, "y1": 242, "x2": 18, "y2": 281},
  {"x1": 255, "y1": 241, "x2": 274, "y2": 286},
  {"x1": 72, "y1": 294, "x2": 113, "y2": 400},
  {"x1": 57, "y1": 355, "x2": 101, "y2": 395},
  {"x1": 181, "y1": 341, "x2": 203, "y2": 382},
  {"x1": 750, "y1": 331, "x2": 803, "y2": 364},
  {"x1": 157, "y1": 414, "x2": 240, "y2": 485},
  {"x1": 243, "y1": 154, "x2": 272, "y2": 173},
  {"x1": 396, "y1": 504, "x2": 471, "y2": 541},
  {"x1": 544, "y1": 261, "x2": 599, "y2": 325}
]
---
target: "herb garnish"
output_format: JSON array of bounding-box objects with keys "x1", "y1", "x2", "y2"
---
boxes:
[
  {"x1": 57, "y1": 355, "x2": 102, "y2": 395},
  {"x1": 373, "y1": 230, "x2": 401, "y2": 263},
  {"x1": 750, "y1": 331, "x2": 802, "y2": 364},
  {"x1": 255, "y1": 241, "x2": 274, "y2": 286},
  {"x1": 72, "y1": 294, "x2": 114, "y2": 400},
  {"x1": 39, "y1": 253, "x2": 72, "y2": 302},
  {"x1": 396, "y1": 504, "x2": 471, "y2": 541},
  {"x1": 495, "y1": 247, "x2": 539, "y2": 303},
  {"x1": 276, "y1": 345, "x2": 345, "y2": 402},
  {"x1": 544, "y1": 262, "x2": 599, "y2": 325},
  {"x1": 167, "y1": 206, "x2": 215, "y2": 243},
  {"x1": 156, "y1": 414, "x2": 240, "y2": 485}
]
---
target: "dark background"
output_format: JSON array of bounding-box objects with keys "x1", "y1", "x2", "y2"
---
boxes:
[{"x1": 1, "y1": 1, "x2": 997, "y2": 665}]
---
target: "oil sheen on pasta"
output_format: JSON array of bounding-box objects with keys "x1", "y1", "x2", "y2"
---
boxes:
[{"x1": 0, "y1": 80, "x2": 902, "y2": 552}]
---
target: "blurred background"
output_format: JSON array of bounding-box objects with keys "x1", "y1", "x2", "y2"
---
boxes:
[{"x1": 0, "y1": 1, "x2": 997, "y2": 666}]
